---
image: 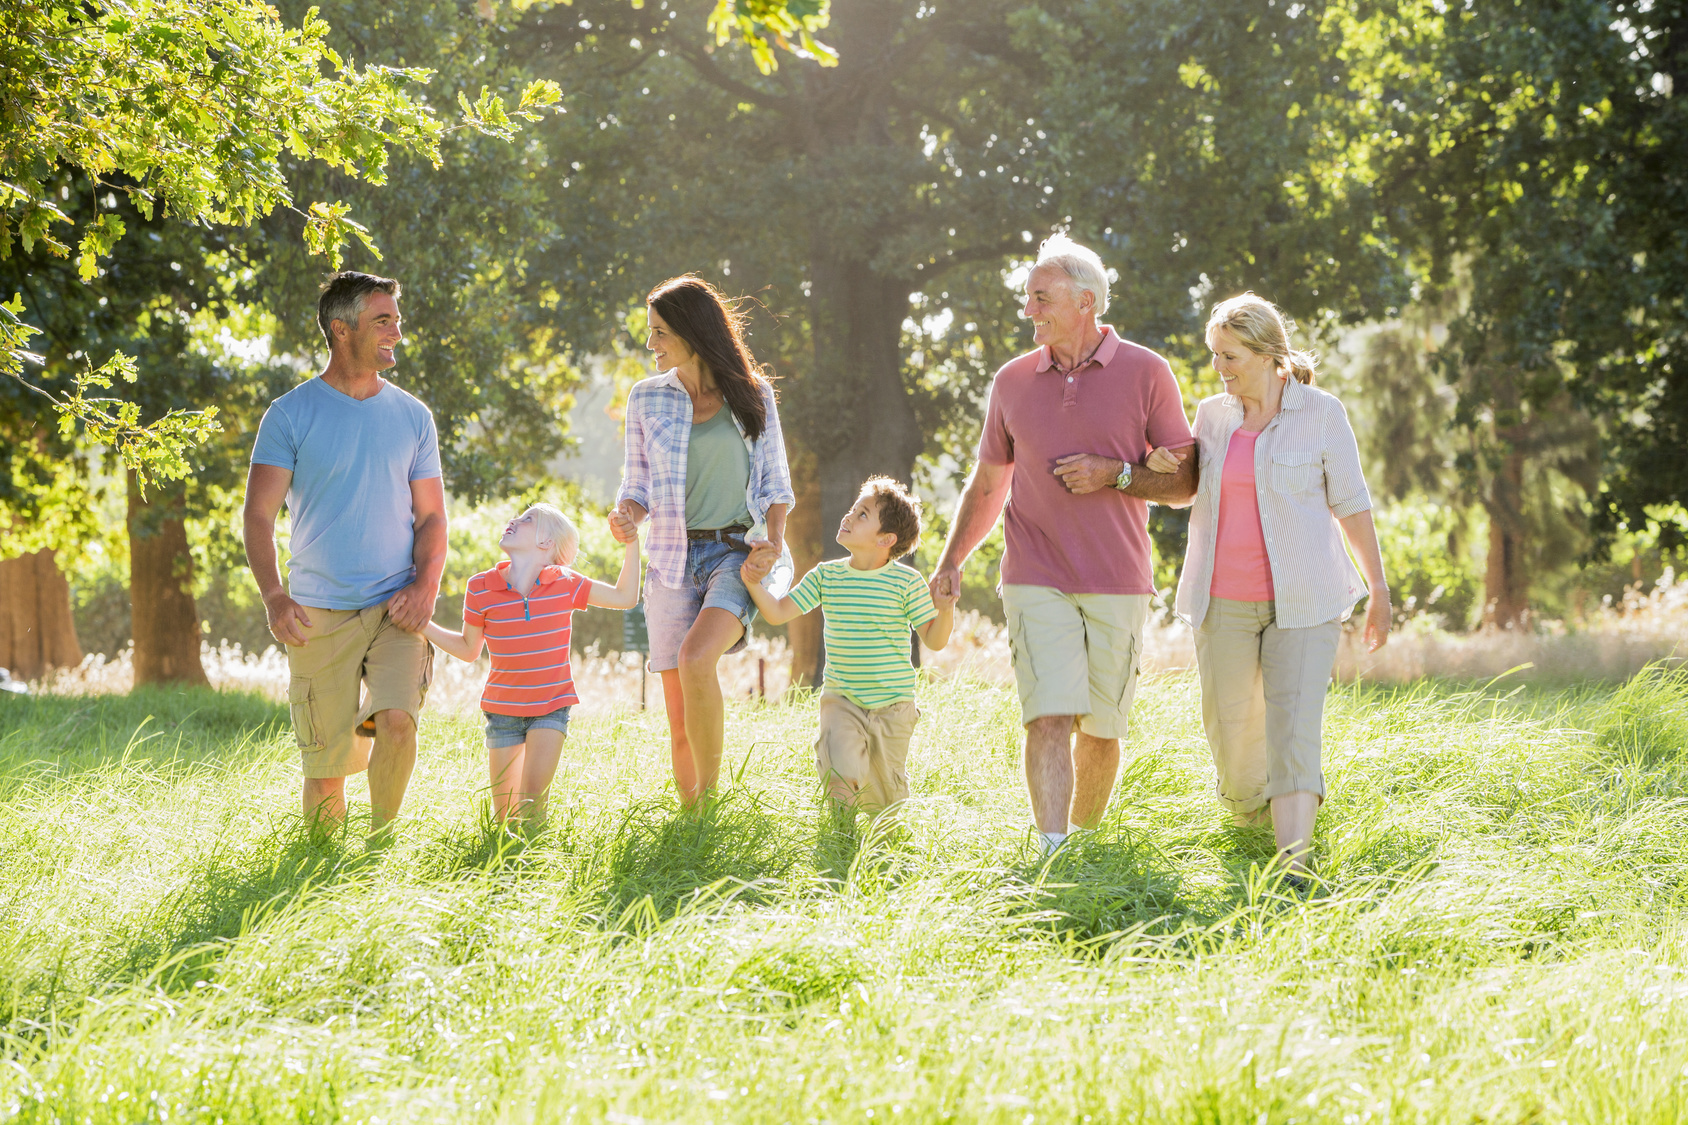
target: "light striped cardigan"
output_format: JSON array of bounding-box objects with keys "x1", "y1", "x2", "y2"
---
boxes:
[{"x1": 1175, "y1": 377, "x2": 1374, "y2": 629}]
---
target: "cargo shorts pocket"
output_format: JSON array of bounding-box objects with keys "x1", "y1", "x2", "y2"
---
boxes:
[
  {"x1": 1117, "y1": 632, "x2": 1143, "y2": 710},
  {"x1": 289, "y1": 677, "x2": 321, "y2": 750}
]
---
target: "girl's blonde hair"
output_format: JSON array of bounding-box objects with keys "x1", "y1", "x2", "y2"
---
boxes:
[
  {"x1": 1206, "y1": 292, "x2": 1318, "y2": 385},
  {"x1": 525, "y1": 503, "x2": 579, "y2": 564}
]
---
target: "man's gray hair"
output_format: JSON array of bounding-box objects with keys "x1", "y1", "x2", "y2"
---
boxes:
[
  {"x1": 317, "y1": 271, "x2": 401, "y2": 348},
  {"x1": 1034, "y1": 233, "x2": 1110, "y2": 317}
]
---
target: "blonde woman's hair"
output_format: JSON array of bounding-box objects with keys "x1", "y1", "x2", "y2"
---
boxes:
[
  {"x1": 525, "y1": 503, "x2": 579, "y2": 564},
  {"x1": 1206, "y1": 292, "x2": 1318, "y2": 385}
]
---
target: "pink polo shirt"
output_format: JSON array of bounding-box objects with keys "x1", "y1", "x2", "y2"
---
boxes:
[{"x1": 978, "y1": 328, "x2": 1195, "y2": 595}]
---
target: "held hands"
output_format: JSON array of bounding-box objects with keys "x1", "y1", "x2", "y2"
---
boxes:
[
  {"x1": 1052, "y1": 454, "x2": 1124, "y2": 495},
  {"x1": 387, "y1": 579, "x2": 440, "y2": 634},
  {"x1": 608, "y1": 500, "x2": 641, "y2": 544},
  {"x1": 928, "y1": 563, "x2": 961, "y2": 607},
  {"x1": 1144, "y1": 445, "x2": 1185, "y2": 474},
  {"x1": 740, "y1": 540, "x2": 780, "y2": 585},
  {"x1": 263, "y1": 591, "x2": 313, "y2": 647}
]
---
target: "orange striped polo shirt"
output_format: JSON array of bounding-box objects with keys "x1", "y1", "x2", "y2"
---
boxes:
[{"x1": 463, "y1": 562, "x2": 593, "y2": 715}]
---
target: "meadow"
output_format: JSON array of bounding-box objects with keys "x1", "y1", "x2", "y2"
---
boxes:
[{"x1": 5, "y1": 667, "x2": 1688, "y2": 1123}]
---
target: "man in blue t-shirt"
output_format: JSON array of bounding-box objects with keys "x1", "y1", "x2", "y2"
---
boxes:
[{"x1": 244, "y1": 271, "x2": 447, "y2": 835}]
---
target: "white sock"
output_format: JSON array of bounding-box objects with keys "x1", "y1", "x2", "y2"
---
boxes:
[
  {"x1": 1039, "y1": 830, "x2": 1067, "y2": 855},
  {"x1": 1068, "y1": 823, "x2": 1080, "y2": 835}
]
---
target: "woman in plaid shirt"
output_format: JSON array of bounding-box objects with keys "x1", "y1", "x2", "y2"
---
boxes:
[{"x1": 610, "y1": 275, "x2": 795, "y2": 807}]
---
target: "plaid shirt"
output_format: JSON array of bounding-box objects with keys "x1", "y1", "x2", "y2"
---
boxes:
[{"x1": 617, "y1": 370, "x2": 796, "y2": 589}]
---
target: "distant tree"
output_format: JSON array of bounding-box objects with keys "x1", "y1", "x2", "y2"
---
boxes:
[{"x1": 1368, "y1": 0, "x2": 1688, "y2": 624}]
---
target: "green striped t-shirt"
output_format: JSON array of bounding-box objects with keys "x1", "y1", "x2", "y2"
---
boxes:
[{"x1": 789, "y1": 559, "x2": 938, "y2": 709}]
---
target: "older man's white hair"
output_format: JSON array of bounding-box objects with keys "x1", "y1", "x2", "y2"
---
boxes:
[{"x1": 1034, "y1": 233, "x2": 1110, "y2": 317}]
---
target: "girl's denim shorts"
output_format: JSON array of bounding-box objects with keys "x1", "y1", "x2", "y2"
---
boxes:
[{"x1": 483, "y1": 705, "x2": 572, "y2": 749}]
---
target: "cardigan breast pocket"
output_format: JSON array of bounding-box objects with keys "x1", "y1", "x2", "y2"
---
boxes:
[{"x1": 1270, "y1": 450, "x2": 1323, "y2": 494}]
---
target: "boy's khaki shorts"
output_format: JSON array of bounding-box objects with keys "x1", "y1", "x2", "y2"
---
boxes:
[
  {"x1": 815, "y1": 693, "x2": 920, "y2": 812},
  {"x1": 1001, "y1": 585, "x2": 1149, "y2": 739},
  {"x1": 285, "y1": 604, "x2": 433, "y2": 780}
]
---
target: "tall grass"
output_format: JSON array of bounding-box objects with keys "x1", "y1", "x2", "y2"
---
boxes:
[{"x1": 4, "y1": 669, "x2": 1688, "y2": 1121}]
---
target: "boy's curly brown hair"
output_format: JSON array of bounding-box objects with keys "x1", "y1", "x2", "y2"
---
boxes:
[{"x1": 860, "y1": 476, "x2": 923, "y2": 559}]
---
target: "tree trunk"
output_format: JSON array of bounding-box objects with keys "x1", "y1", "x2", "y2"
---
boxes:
[
  {"x1": 0, "y1": 549, "x2": 84, "y2": 681},
  {"x1": 782, "y1": 252, "x2": 926, "y2": 685},
  {"x1": 1482, "y1": 450, "x2": 1530, "y2": 628},
  {"x1": 127, "y1": 473, "x2": 209, "y2": 687}
]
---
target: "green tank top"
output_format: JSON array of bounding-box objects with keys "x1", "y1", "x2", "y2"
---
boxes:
[{"x1": 685, "y1": 407, "x2": 753, "y2": 530}]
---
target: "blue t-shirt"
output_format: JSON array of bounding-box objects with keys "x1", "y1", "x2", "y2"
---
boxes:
[{"x1": 250, "y1": 377, "x2": 442, "y2": 610}]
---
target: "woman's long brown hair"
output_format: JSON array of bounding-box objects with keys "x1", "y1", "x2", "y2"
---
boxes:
[{"x1": 647, "y1": 275, "x2": 771, "y2": 441}]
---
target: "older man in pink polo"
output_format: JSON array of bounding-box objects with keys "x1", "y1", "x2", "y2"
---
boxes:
[{"x1": 932, "y1": 234, "x2": 1198, "y2": 855}]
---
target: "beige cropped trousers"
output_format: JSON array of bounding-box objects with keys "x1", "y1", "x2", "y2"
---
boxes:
[{"x1": 1194, "y1": 598, "x2": 1341, "y2": 818}]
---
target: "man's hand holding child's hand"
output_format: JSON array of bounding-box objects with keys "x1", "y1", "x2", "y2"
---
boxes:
[
  {"x1": 930, "y1": 581, "x2": 960, "y2": 608},
  {"x1": 740, "y1": 541, "x2": 778, "y2": 585}
]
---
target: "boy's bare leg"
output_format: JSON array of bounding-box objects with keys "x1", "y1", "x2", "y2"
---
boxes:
[
  {"x1": 659, "y1": 671, "x2": 698, "y2": 802},
  {"x1": 1069, "y1": 732, "x2": 1121, "y2": 829},
  {"x1": 487, "y1": 744, "x2": 524, "y2": 823},
  {"x1": 517, "y1": 728, "x2": 566, "y2": 823},
  {"x1": 303, "y1": 777, "x2": 347, "y2": 832},
  {"x1": 675, "y1": 608, "x2": 745, "y2": 806},
  {"x1": 1024, "y1": 714, "x2": 1078, "y2": 833},
  {"x1": 367, "y1": 708, "x2": 417, "y2": 832}
]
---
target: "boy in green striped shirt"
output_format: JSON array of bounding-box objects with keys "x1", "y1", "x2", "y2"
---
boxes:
[{"x1": 741, "y1": 477, "x2": 957, "y2": 816}]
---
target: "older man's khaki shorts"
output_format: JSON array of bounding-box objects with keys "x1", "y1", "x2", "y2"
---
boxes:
[
  {"x1": 1001, "y1": 585, "x2": 1149, "y2": 740},
  {"x1": 285, "y1": 605, "x2": 432, "y2": 780}
]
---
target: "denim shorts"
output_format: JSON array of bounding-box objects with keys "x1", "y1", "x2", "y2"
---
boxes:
[
  {"x1": 644, "y1": 538, "x2": 756, "y2": 673},
  {"x1": 483, "y1": 705, "x2": 572, "y2": 749}
]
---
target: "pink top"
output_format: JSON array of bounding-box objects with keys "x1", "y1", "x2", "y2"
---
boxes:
[
  {"x1": 1210, "y1": 429, "x2": 1275, "y2": 602},
  {"x1": 977, "y1": 328, "x2": 1195, "y2": 594}
]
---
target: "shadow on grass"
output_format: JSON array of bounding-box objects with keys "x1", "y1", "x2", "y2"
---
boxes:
[
  {"x1": 1013, "y1": 805, "x2": 1448, "y2": 953},
  {"x1": 98, "y1": 821, "x2": 371, "y2": 993},
  {"x1": 597, "y1": 787, "x2": 806, "y2": 922},
  {"x1": 410, "y1": 803, "x2": 566, "y2": 883}
]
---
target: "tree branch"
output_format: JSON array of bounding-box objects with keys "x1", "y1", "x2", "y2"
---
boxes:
[{"x1": 675, "y1": 44, "x2": 789, "y2": 114}]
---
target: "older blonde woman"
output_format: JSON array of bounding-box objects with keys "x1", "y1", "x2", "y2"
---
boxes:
[{"x1": 1148, "y1": 293, "x2": 1389, "y2": 882}]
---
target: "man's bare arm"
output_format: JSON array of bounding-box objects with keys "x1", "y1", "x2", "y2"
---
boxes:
[
  {"x1": 931, "y1": 460, "x2": 1012, "y2": 599},
  {"x1": 1124, "y1": 447, "x2": 1198, "y2": 504},
  {"x1": 244, "y1": 463, "x2": 312, "y2": 646},
  {"x1": 1052, "y1": 449, "x2": 1197, "y2": 505},
  {"x1": 388, "y1": 477, "x2": 448, "y2": 632}
]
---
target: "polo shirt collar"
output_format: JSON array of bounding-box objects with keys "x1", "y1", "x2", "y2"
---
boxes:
[
  {"x1": 495, "y1": 559, "x2": 567, "y2": 590},
  {"x1": 1034, "y1": 325, "x2": 1120, "y2": 373}
]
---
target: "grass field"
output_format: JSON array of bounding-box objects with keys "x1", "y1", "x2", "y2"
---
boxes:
[{"x1": 4, "y1": 668, "x2": 1688, "y2": 1123}]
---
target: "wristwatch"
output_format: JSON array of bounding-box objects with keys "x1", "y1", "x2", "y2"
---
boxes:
[{"x1": 1112, "y1": 462, "x2": 1132, "y2": 491}]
